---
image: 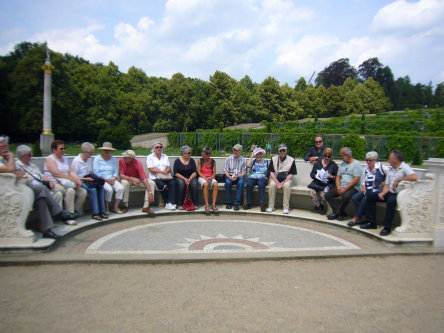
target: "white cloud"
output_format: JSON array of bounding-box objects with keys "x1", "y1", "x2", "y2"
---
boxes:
[
  {"x1": 3, "y1": 0, "x2": 441, "y2": 84},
  {"x1": 372, "y1": 0, "x2": 444, "y2": 34},
  {"x1": 275, "y1": 35, "x2": 340, "y2": 77}
]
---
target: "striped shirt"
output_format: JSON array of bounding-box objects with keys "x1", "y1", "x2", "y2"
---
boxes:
[{"x1": 224, "y1": 155, "x2": 247, "y2": 177}]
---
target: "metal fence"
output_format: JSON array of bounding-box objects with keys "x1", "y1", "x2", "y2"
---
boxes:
[{"x1": 174, "y1": 132, "x2": 442, "y2": 160}]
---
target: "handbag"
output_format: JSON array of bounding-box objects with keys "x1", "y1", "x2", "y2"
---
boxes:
[
  {"x1": 215, "y1": 173, "x2": 226, "y2": 183},
  {"x1": 58, "y1": 178, "x2": 75, "y2": 188},
  {"x1": 83, "y1": 173, "x2": 105, "y2": 188},
  {"x1": 183, "y1": 184, "x2": 195, "y2": 211},
  {"x1": 277, "y1": 172, "x2": 288, "y2": 182},
  {"x1": 307, "y1": 179, "x2": 328, "y2": 192},
  {"x1": 157, "y1": 173, "x2": 173, "y2": 180}
]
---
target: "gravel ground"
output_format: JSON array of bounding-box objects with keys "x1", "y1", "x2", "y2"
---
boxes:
[{"x1": 1, "y1": 256, "x2": 443, "y2": 333}]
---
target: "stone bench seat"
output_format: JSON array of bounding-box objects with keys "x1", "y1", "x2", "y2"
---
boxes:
[{"x1": 1, "y1": 156, "x2": 440, "y2": 249}]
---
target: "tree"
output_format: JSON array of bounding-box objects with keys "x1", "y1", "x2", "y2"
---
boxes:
[
  {"x1": 315, "y1": 58, "x2": 358, "y2": 88},
  {"x1": 434, "y1": 82, "x2": 444, "y2": 106},
  {"x1": 259, "y1": 76, "x2": 283, "y2": 122},
  {"x1": 208, "y1": 70, "x2": 236, "y2": 127},
  {"x1": 358, "y1": 57, "x2": 383, "y2": 81}
]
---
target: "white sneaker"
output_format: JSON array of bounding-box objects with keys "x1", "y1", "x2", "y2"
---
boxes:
[
  {"x1": 177, "y1": 205, "x2": 184, "y2": 210},
  {"x1": 267, "y1": 207, "x2": 275, "y2": 213},
  {"x1": 165, "y1": 203, "x2": 175, "y2": 210},
  {"x1": 283, "y1": 208, "x2": 290, "y2": 214}
]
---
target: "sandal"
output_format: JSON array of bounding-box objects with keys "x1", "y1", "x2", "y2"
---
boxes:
[
  {"x1": 92, "y1": 215, "x2": 102, "y2": 221},
  {"x1": 99, "y1": 213, "x2": 109, "y2": 219},
  {"x1": 211, "y1": 205, "x2": 219, "y2": 216},
  {"x1": 205, "y1": 205, "x2": 210, "y2": 215}
]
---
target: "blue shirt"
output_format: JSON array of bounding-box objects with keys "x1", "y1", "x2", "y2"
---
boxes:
[{"x1": 93, "y1": 155, "x2": 118, "y2": 179}]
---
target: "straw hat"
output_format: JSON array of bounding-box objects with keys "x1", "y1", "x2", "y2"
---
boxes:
[{"x1": 98, "y1": 142, "x2": 116, "y2": 151}]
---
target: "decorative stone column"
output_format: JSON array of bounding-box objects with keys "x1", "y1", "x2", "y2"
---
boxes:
[
  {"x1": 424, "y1": 158, "x2": 444, "y2": 247},
  {"x1": 40, "y1": 45, "x2": 54, "y2": 155}
]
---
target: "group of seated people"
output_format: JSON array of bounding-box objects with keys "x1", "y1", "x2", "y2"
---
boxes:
[
  {"x1": 304, "y1": 135, "x2": 418, "y2": 236},
  {"x1": 0, "y1": 134, "x2": 417, "y2": 239}
]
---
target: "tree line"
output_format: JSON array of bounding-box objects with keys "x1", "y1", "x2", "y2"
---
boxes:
[{"x1": 1, "y1": 42, "x2": 443, "y2": 143}]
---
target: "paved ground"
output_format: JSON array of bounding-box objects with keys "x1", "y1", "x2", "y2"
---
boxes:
[
  {"x1": 0, "y1": 256, "x2": 443, "y2": 332},
  {"x1": 1, "y1": 211, "x2": 443, "y2": 332}
]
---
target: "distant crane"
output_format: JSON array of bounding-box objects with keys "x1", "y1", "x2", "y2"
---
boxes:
[{"x1": 307, "y1": 71, "x2": 316, "y2": 85}]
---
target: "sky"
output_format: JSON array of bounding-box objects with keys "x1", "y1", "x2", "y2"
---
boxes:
[{"x1": 1, "y1": 0, "x2": 443, "y2": 86}]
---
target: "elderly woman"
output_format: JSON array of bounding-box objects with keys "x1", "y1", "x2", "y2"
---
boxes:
[
  {"x1": 16, "y1": 145, "x2": 78, "y2": 238},
  {"x1": 197, "y1": 146, "x2": 218, "y2": 215},
  {"x1": 146, "y1": 143, "x2": 176, "y2": 210},
  {"x1": 93, "y1": 142, "x2": 125, "y2": 214},
  {"x1": 174, "y1": 146, "x2": 198, "y2": 210},
  {"x1": 44, "y1": 140, "x2": 87, "y2": 223},
  {"x1": 72, "y1": 142, "x2": 107, "y2": 221},
  {"x1": 244, "y1": 147, "x2": 268, "y2": 212},
  {"x1": 347, "y1": 151, "x2": 388, "y2": 227},
  {"x1": 307, "y1": 148, "x2": 338, "y2": 215}
]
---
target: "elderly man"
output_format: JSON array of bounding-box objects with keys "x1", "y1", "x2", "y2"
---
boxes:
[
  {"x1": 267, "y1": 143, "x2": 297, "y2": 214},
  {"x1": 304, "y1": 136, "x2": 329, "y2": 164},
  {"x1": 224, "y1": 144, "x2": 247, "y2": 211},
  {"x1": 325, "y1": 147, "x2": 362, "y2": 221},
  {"x1": 119, "y1": 150, "x2": 155, "y2": 215},
  {"x1": 16, "y1": 144, "x2": 78, "y2": 238},
  {"x1": 361, "y1": 150, "x2": 417, "y2": 236}
]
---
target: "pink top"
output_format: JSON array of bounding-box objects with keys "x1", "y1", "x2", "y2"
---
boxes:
[{"x1": 200, "y1": 159, "x2": 213, "y2": 178}]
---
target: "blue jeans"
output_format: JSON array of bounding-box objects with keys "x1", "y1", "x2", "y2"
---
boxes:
[
  {"x1": 154, "y1": 178, "x2": 176, "y2": 205},
  {"x1": 352, "y1": 191, "x2": 367, "y2": 219},
  {"x1": 81, "y1": 183, "x2": 105, "y2": 215},
  {"x1": 225, "y1": 177, "x2": 245, "y2": 205},
  {"x1": 246, "y1": 177, "x2": 267, "y2": 204}
]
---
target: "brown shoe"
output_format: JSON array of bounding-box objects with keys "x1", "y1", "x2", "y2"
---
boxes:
[
  {"x1": 142, "y1": 207, "x2": 155, "y2": 215},
  {"x1": 121, "y1": 206, "x2": 129, "y2": 213}
]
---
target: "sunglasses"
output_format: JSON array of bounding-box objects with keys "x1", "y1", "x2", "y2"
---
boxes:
[
  {"x1": 315, "y1": 141, "x2": 323, "y2": 143},
  {"x1": 185, "y1": 152, "x2": 191, "y2": 155},
  {"x1": 366, "y1": 159, "x2": 375, "y2": 162},
  {"x1": 324, "y1": 155, "x2": 331, "y2": 158},
  {"x1": 59, "y1": 147, "x2": 66, "y2": 151},
  {"x1": 154, "y1": 146, "x2": 163, "y2": 149},
  {"x1": 279, "y1": 149, "x2": 287, "y2": 152}
]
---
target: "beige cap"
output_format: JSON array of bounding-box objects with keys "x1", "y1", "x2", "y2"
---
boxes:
[
  {"x1": 122, "y1": 150, "x2": 136, "y2": 158},
  {"x1": 232, "y1": 144, "x2": 243, "y2": 151},
  {"x1": 98, "y1": 142, "x2": 116, "y2": 151}
]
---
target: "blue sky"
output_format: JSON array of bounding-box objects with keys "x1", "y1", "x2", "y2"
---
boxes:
[{"x1": 1, "y1": 0, "x2": 443, "y2": 86}]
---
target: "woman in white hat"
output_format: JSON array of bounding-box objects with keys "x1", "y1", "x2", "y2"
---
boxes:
[
  {"x1": 93, "y1": 142, "x2": 125, "y2": 214},
  {"x1": 245, "y1": 147, "x2": 268, "y2": 212}
]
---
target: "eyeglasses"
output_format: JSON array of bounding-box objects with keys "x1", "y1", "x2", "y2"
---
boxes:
[
  {"x1": 324, "y1": 155, "x2": 331, "y2": 158},
  {"x1": 315, "y1": 141, "x2": 323, "y2": 143}
]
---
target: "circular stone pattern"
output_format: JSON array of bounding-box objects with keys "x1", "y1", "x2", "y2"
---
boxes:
[{"x1": 86, "y1": 219, "x2": 359, "y2": 254}]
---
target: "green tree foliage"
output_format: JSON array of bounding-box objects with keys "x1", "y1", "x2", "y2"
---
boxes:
[
  {"x1": 342, "y1": 135, "x2": 365, "y2": 160},
  {"x1": 315, "y1": 58, "x2": 358, "y2": 88},
  {"x1": 0, "y1": 42, "x2": 441, "y2": 144},
  {"x1": 97, "y1": 125, "x2": 131, "y2": 150}
]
